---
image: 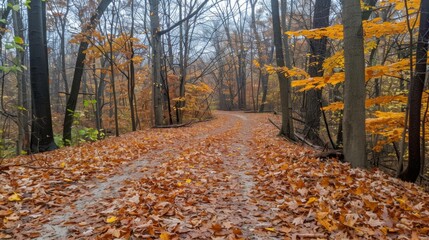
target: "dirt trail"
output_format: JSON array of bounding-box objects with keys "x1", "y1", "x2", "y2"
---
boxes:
[
  {"x1": 5, "y1": 111, "x2": 429, "y2": 239},
  {"x1": 36, "y1": 111, "x2": 264, "y2": 239}
]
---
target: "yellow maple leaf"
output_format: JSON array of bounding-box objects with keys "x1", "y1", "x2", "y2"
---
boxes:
[
  {"x1": 185, "y1": 179, "x2": 192, "y2": 184},
  {"x1": 106, "y1": 216, "x2": 118, "y2": 223},
  {"x1": 177, "y1": 182, "x2": 183, "y2": 187},
  {"x1": 306, "y1": 197, "x2": 318, "y2": 205},
  {"x1": 8, "y1": 193, "x2": 21, "y2": 202},
  {"x1": 159, "y1": 232, "x2": 170, "y2": 240},
  {"x1": 265, "y1": 227, "x2": 276, "y2": 232}
]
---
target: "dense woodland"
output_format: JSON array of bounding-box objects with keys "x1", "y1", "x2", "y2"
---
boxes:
[
  {"x1": 0, "y1": 0, "x2": 429, "y2": 184},
  {"x1": 1, "y1": 0, "x2": 429, "y2": 239}
]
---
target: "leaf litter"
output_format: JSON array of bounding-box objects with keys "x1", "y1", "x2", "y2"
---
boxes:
[{"x1": 0, "y1": 112, "x2": 428, "y2": 239}]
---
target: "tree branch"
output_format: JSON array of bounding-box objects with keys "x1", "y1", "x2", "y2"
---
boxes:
[{"x1": 157, "y1": 0, "x2": 209, "y2": 35}]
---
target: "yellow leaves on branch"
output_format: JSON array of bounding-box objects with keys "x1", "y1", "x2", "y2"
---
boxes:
[
  {"x1": 182, "y1": 82, "x2": 213, "y2": 112},
  {"x1": 286, "y1": 14, "x2": 419, "y2": 40},
  {"x1": 253, "y1": 59, "x2": 261, "y2": 68},
  {"x1": 380, "y1": 0, "x2": 421, "y2": 13},
  {"x1": 322, "y1": 95, "x2": 407, "y2": 112},
  {"x1": 322, "y1": 50, "x2": 344, "y2": 73},
  {"x1": 367, "y1": 111, "x2": 405, "y2": 151},
  {"x1": 265, "y1": 65, "x2": 309, "y2": 78},
  {"x1": 292, "y1": 59, "x2": 412, "y2": 92},
  {"x1": 73, "y1": 31, "x2": 146, "y2": 75}
]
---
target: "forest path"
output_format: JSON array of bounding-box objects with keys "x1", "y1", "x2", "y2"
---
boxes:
[
  {"x1": 11, "y1": 111, "x2": 281, "y2": 239},
  {"x1": 35, "y1": 112, "x2": 245, "y2": 239},
  {"x1": 3, "y1": 111, "x2": 429, "y2": 239}
]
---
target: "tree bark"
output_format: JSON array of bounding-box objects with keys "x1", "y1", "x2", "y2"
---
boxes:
[
  {"x1": 304, "y1": 0, "x2": 331, "y2": 145},
  {"x1": 128, "y1": 0, "x2": 137, "y2": 131},
  {"x1": 399, "y1": 0, "x2": 429, "y2": 182},
  {"x1": 12, "y1": 0, "x2": 30, "y2": 154},
  {"x1": 108, "y1": 4, "x2": 119, "y2": 137},
  {"x1": 149, "y1": 0, "x2": 163, "y2": 126},
  {"x1": 28, "y1": 0, "x2": 58, "y2": 153},
  {"x1": 271, "y1": 0, "x2": 295, "y2": 139},
  {"x1": 342, "y1": 0, "x2": 366, "y2": 168}
]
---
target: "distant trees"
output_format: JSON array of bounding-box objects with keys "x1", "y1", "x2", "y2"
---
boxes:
[{"x1": 149, "y1": 0, "x2": 209, "y2": 126}]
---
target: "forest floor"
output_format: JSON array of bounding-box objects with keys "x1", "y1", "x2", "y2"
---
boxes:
[{"x1": 1, "y1": 111, "x2": 429, "y2": 239}]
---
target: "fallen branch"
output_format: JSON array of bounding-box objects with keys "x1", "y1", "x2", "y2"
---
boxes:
[
  {"x1": 244, "y1": 110, "x2": 273, "y2": 113},
  {"x1": 292, "y1": 233, "x2": 326, "y2": 240},
  {"x1": 153, "y1": 121, "x2": 195, "y2": 129},
  {"x1": 295, "y1": 133, "x2": 324, "y2": 150},
  {"x1": 312, "y1": 149, "x2": 344, "y2": 162},
  {"x1": 268, "y1": 118, "x2": 281, "y2": 131},
  {"x1": 0, "y1": 154, "x2": 64, "y2": 174}
]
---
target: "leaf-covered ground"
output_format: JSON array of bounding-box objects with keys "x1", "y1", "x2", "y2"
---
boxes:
[{"x1": 1, "y1": 111, "x2": 429, "y2": 239}]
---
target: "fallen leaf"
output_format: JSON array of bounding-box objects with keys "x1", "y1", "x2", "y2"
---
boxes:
[
  {"x1": 367, "y1": 218, "x2": 384, "y2": 227},
  {"x1": 232, "y1": 228, "x2": 243, "y2": 235},
  {"x1": 0, "y1": 233, "x2": 12, "y2": 239},
  {"x1": 265, "y1": 227, "x2": 276, "y2": 232},
  {"x1": 160, "y1": 232, "x2": 170, "y2": 240},
  {"x1": 6, "y1": 213, "x2": 20, "y2": 221},
  {"x1": 8, "y1": 193, "x2": 21, "y2": 202},
  {"x1": 129, "y1": 194, "x2": 140, "y2": 204},
  {"x1": 106, "y1": 216, "x2": 118, "y2": 223},
  {"x1": 292, "y1": 216, "x2": 305, "y2": 225},
  {"x1": 105, "y1": 228, "x2": 121, "y2": 238},
  {"x1": 306, "y1": 197, "x2": 318, "y2": 205},
  {"x1": 212, "y1": 223, "x2": 222, "y2": 232},
  {"x1": 0, "y1": 210, "x2": 13, "y2": 216}
]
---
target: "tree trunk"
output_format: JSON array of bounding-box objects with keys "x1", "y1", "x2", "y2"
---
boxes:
[
  {"x1": 62, "y1": 0, "x2": 112, "y2": 145},
  {"x1": 250, "y1": 0, "x2": 270, "y2": 112},
  {"x1": 271, "y1": 0, "x2": 295, "y2": 139},
  {"x1": 12, "y1": 0, "x2": 30, "y2": 154},
  {"x1": 95, "y1": 58, "x2": 108, "y2": 138},
  {"x1": 128, "y1": 0, "x2": 137, "y2": 131},
  {"x1": 304, "y1": 0, "x2": 331, "y2": 145},
  {"x1": 28, "y1": 0, "x2": 58, "y2": 153},
  {"x1": 149, "y1": 0, "x2": 164, "y2": 126},
  {"x1": 0, "y1": 1, "x2": 12, "y2": 55},
  {"x1": 342, "y1": 0, "x2": 366, "y2": 168},
  {"x1": 399, "y1": 0, "x2": 429, "y2": 182},
  {"x1": 108, "y1": 4, "x2": 119, "y2": 137}
]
